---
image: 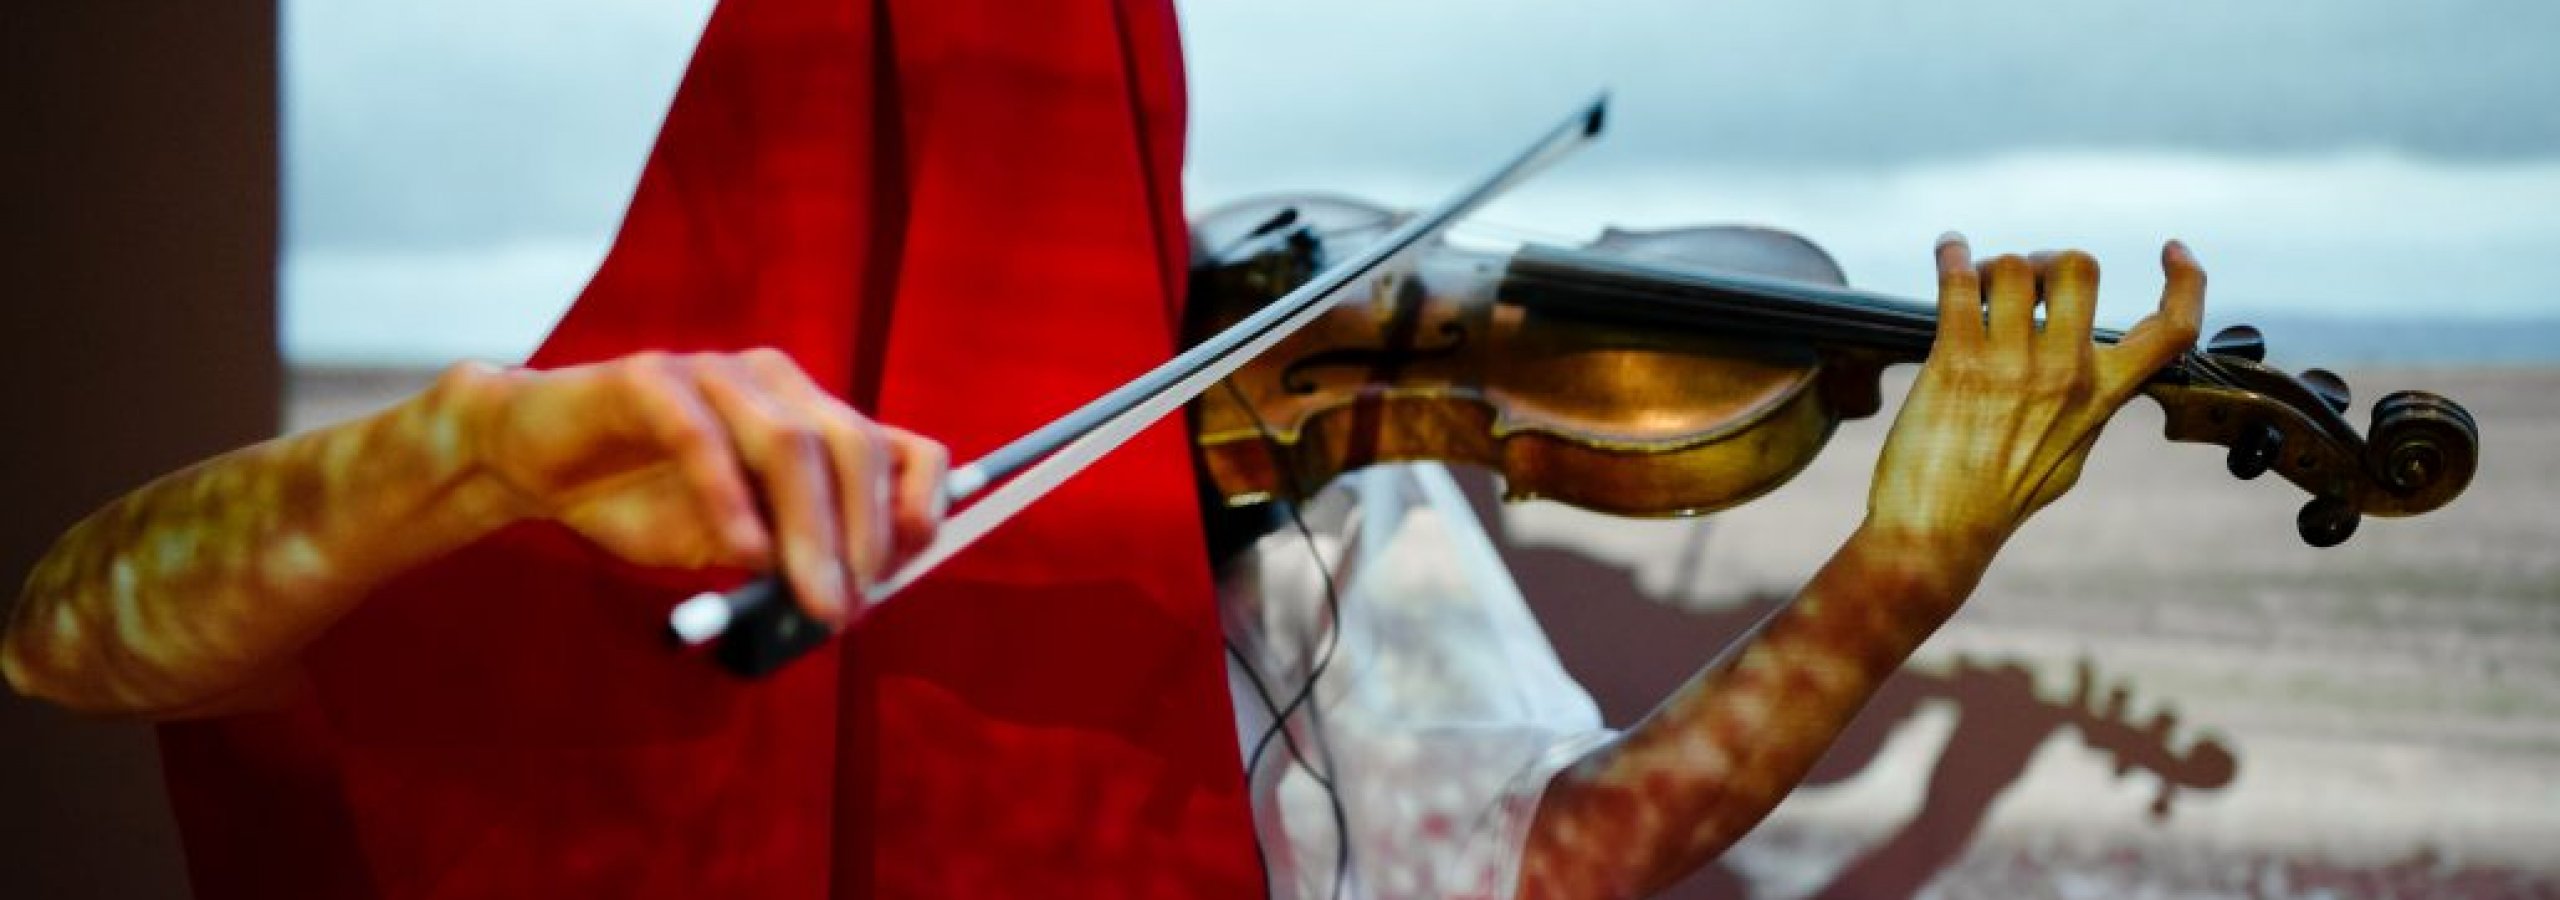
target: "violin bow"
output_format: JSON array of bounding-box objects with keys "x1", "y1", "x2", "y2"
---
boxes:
[{"x1": 670, "y1": 95, "x2": 1610, "y2": 676}]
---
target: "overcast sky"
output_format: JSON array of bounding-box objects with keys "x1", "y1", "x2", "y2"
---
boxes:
[{"x1": 283, "y1": 0, "x2": 2560, "y2": 364}]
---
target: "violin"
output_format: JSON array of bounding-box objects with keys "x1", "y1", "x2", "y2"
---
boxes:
[
  {"x1": 1185, "y1": 195, "x2": 2477, "y2": 547},
  {"x1": 682, "y1": 96, "x2": 2476, "y2": 675}
]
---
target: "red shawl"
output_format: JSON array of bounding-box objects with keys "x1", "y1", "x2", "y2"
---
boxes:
[{"x1": 159, "y1": 0, "x2": 1260, "y2": 895}]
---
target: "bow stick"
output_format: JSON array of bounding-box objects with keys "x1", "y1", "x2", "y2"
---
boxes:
[{"x1": 671, "y1": 94, "x2": 1609, "y2": 676}]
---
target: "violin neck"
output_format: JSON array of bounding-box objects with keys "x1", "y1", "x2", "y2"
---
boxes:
[{"x1": 1500, "y1": 243, "x2": 2130, "y2": 361}]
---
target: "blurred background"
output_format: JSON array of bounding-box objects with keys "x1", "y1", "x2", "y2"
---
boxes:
[
  {"x1": 7, "y1": 0, "x2": 2557, "y2": 897},
  {"x1": 283, "y1": 0, "x2": 2560, "y2": 366}
]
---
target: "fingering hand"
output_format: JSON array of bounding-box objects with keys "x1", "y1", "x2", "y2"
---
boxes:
[
  {"x1": 443, "y1": 349, "x2": 947, "y2": 627},
  {"x1": 1867, "y1": 234, "x2": 2205, "y2": 564}
]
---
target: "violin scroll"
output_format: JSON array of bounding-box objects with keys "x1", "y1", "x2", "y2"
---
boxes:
[
  {"x1": 2367, "y1": 389, "x2": 2480, "y2": 513},
  {"x1": 2148, "y1": 326, "x2": 2478, "y2": 546}
]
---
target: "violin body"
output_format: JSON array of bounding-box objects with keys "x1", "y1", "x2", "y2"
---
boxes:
[
  {"x1": 1191, "y1": 197, "x2": 1858, "y2": 518},
  {"x1": 1187, "y1": 194, "x2": 2478, "y2": 545}
]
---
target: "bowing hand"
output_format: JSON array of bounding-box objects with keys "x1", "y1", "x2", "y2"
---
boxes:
[{"x1": 442, "y1": 348, "x2": 947, "y2": 627}]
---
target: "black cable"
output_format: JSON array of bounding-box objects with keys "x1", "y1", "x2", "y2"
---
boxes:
[
  {"x1": 1222, "y1": 639, "x2": 1287, "y2": 893},
  {"x1": 1281, "y1": 496, "x2": 1353, "y2": 900},
  {"x1": 1226, "y1": 637, "x2": 1332, "y2": 792},
  {"x1": 1222, "y1": 378, "x2": 1353, "y2": 900}
]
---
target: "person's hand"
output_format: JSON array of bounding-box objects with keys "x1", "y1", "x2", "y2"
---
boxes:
[
  {"x1": 442, "y1": 349, "x2": 947, "y2": 627},
  {"x1": 1866, "y1": 234, "x2": 2205, "y2": 569}
]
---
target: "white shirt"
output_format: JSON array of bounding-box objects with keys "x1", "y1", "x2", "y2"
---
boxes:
[{"x1": 1220, "y1": 463, "x2": 1615, "y2": 900}]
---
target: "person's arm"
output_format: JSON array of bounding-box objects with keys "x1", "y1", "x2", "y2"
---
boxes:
[
  {"x1": 1514, "y1": 236, "x2": 2206, "y2": 899},
  {"x1": 5, "y1": 349, "x2": 944, "y2": 718}
]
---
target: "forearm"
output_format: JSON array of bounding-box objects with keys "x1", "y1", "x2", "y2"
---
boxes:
[
  {"x1": 1516, "y1": 524, "x2": 1993, "y2": 899},
  {"x1": 1511, "y1": 235, "x2": 2200, "y2": 898},
  {"x1": 4, "y1": 364, "x2": 522, "y2": 716}
]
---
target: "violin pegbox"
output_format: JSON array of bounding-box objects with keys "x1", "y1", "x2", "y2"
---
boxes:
[
  {"x1": 2204, "y1": 323, "x2": 2266, "y2": 362},
  {"x1": 2145, "y1": 324, "x2": 2478, "y2": 546}
]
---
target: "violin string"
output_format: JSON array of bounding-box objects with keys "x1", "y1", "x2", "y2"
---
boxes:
[
  {"x1": 1219, "y1": 378, "x2": 1355, "y2": 900},
  {"x1": 1509, "y1": 244, "x2": 2170, "y2": 361},
  {"x1": 1514, "y1": 269, "x2": 1940, "y2": 353},
  {"x1": 1303, "y1": 212, "x2": 2161, "y2": 358}
]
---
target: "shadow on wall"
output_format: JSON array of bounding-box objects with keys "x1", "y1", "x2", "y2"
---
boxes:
[{"x1": 1451, "y1": 470, "x2": 2240, "y2": 900}]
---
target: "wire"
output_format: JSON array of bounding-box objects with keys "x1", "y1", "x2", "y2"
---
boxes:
[{"x1": 1222, "y1": 378, "x2": 1353, "y2": 900}]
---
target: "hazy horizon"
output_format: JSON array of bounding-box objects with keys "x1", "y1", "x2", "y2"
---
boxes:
[{"x1": 281, "y1": 0, "x2": 2560, "y2": 365}]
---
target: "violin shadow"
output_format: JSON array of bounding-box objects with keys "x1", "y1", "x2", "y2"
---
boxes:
[{"x1": 1450, "y1": 469, "x2": 2241, "y2": 900}]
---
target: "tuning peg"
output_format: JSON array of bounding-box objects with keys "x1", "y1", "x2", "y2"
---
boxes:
[
  {"x1": 2207, "y1": 324, "x2": 2265, "y2": 362},
  {"x1": 2297, "y1": 495, "x2": 2360, "y2": 547},
  {"x1": 1246, "y1": 206, "x2": 1301, "y2": 238},
  {"x1": 2227, "y1": 422, "x2": 2282, "y2": 480},
  {"x1": 2299, "y1": 368, "x2": 2351, "y2": 414}
]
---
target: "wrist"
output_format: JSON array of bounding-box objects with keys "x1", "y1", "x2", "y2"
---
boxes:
[
  {"x1": 1841, "y1": 518, "x2": 2003, "y2": 618},
  {"x1": 411, "y1": 361, "x2": 540, "y2": 537}
]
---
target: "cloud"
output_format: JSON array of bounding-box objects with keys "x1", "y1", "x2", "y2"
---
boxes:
[
  {"x1": 1425, "y1": 150, "x2": 2560, "y2": 321},
  {"x1": 283, "y1": 238, "x2": 602, "y2": 365},
  {"x1": 279, "y1": 0, "x2": 2560, "y2": 361},
  {"x1": 287, "y1": 148, "x2": 2560, "y2": 364},
  {"x1": 285, "y1": 0, "x2": 712, "y2": 252},
  {"x1": 1182, "y1": 0, "x2": 2560, "y2": 184},
  {"x1": 289, "y1": 0, "x2": 2560, "y2": 254}
]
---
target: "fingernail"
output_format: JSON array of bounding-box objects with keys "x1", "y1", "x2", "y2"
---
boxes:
[
  {"x1": 812, "y1": 562, "x2": 848, "y2": 620},
  {"x1": 729, "y1": 516, "x2": 766, "y2": 551},
  {"x1": 1937, "y1": 230, "x2": 1966, "y2": 247}
]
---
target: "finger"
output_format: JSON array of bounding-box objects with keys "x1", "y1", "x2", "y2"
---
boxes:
[
  {"x1": 694, "y1": 357, "x2": 850, "y2": 626},
  {"x1": 738, "y1": 349, "x2": 895, "y2": 593},
  {"x1": 2161, "y1": 239, "x2": 2207, "y2": 337},
  {"x1": 2032, "y1": 250, "x2": 2100, "y2": 353},
  {"x1": 885, "y1": 428, "x2": 950, "y2": 559},
  {"x1": 1933, "y1": 231, "x2": 1983, "y2": 352},
  {"x1": 830, "y1": 417, "x2": 892, "y2": 592},
  {"x1": 2107, "y1": 240, "x2": 2209, "y2": 382},
  {"x1": 1982, "y1": 253, "x2": 2038, "y2": 349},
  {"x1": 618, "y1": 357, "x2": 772, "y2": 568}
]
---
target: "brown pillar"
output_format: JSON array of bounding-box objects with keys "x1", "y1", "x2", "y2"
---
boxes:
[{"x1": 0, "y1": 4, "x2": 278, "y2": 897}]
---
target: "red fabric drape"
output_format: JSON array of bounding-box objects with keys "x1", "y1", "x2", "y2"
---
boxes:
[{"x1": 159, "y1": 0, "x2": 1260, "y2": 896}]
